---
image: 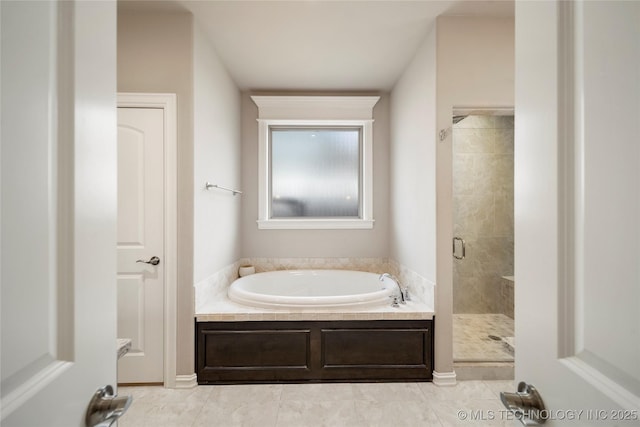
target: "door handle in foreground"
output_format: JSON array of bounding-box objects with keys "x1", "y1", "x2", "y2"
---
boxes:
[
  {"x1": 86, "y1": 385, "x2": 132, "y2": 426},
  {"x1": 136, "y1": 256, "x2": 160, "y2": 266},
  {"x1": 500, "y1": 382, "x2": 548, "y2": 425}
]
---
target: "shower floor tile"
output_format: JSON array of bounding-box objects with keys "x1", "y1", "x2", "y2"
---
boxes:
[{"x1": 453, "y1": 314, "x2": 514, "y2": 362}]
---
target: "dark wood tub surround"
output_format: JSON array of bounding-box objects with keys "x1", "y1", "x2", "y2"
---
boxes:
[{"x1": 196, "y1": 319, "x2": 434, "y2": 384}]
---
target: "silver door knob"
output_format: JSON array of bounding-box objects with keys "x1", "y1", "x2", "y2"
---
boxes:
[
  {"x1": 85, "y1": 385, "x2": 132, "y2": 427},
  {"x1": 136, "y1": 256, "x2": 160, "y2": 266}
]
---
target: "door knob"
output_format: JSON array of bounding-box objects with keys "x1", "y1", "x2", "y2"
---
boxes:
[
  {"x1": 500, "y1": 382, "x2": 548, "y2": 425},
  {"x1": 85, "y1": 385, "x2": 132, "y2": 426},
  {"x1": 136, "y1": 256, "x2": 160, "y2": 266}
]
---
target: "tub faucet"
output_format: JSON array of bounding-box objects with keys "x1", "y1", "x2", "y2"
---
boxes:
[{"x1": 379, "y1": 273, "x2": 408, "y2": 304}]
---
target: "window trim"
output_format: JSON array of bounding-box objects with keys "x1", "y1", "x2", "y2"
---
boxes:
[{"x1": 252, "y1": 96, "x2": 379, "y2": 230}]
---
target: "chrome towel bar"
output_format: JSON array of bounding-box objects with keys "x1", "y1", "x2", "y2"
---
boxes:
[{"x1": 205, "y1": 182, "x2": 242, "y2": 196}]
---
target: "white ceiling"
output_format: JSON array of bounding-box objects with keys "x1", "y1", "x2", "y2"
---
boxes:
[{"x1": 121, "y1": 0, "x2": 514, "y2": 91}]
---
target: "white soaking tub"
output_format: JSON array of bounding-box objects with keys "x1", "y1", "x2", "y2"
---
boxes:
[{"x1": 228, "y1": 269, "x2": 395, "y2": 309}]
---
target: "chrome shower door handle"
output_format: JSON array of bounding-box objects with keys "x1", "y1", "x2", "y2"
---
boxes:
[
  {"x1": 136, "y1": 256, "x2": 160, "y2": 266},
  {"x1": 453, "y1": 237, "x2": 466, "y2": 260}
]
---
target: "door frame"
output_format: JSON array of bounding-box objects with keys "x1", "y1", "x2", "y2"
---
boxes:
[
  {"x1": 515, "y1": 0, "x2": 640, "y2": 413},
  {"x1": 117, "y1": 93, "x2": 178, "y2": 388},
  {"x1": 434, "y1": 106, "x2": 514, "y2": 385},
  {"x1": 449, "y1": 107, "x2": 515, "y2": 362}
]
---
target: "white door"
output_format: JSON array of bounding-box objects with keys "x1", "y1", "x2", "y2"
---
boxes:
[
  {"x1": 1, "y1": 1, "x2": 121, "y2": 426},
  {"x1": 117, "y1": 108, "x2": 165, "y2": 384},
  {"x1": 515, "y1": 1, "x2": 640, "y2": 425}
]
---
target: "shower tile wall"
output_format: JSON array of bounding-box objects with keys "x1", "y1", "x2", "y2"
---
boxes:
[{"x1": 453, "y1": 115, "x2": 514, "y2": 314}]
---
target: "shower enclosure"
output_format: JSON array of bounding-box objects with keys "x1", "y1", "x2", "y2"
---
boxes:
[{"x1": 451, "y1": 113, "x2": 514, "y2": 378}]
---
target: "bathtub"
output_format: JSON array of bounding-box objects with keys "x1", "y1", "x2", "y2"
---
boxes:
[{"x1": 228, "y1": 269, "x2": 395, "y2": 309}]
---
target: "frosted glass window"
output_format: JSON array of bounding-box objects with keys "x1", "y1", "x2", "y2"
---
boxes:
[{"x1": 270, "y1": 128, "x2": 361, "y2": 218}]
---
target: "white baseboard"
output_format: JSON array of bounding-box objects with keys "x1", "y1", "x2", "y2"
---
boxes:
[
  {"x1": 433, "y1": 370, "x2": 457, "y2": 386},
  {"x1": 173, "y1": 374, "x2": 197, "y2": 389}
]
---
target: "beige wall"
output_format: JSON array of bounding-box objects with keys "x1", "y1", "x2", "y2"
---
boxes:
[
  {"x1": 118, "y1": 10, "x2": 195, "y2": 376},
  {"x1": 389, "y1": 24, "x2": 440, "y2": 372},
  {"x1": 193, "y1": 23, "x2": 242, "y2": 283},
  {"x1": 240, "y1": 92, "x2": 391, "y2": 258},
  {"x1": 435, "y1": 16, "x2": 515, "y2": 375},
  {"x1": 389, "y1": 26, "x2": 437, "y2": 282}
]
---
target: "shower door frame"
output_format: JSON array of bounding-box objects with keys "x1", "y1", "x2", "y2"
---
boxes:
[
  {"x1": 435, "y1": 106, "x2": 514, "y2": 383},
  {"x1": 450, "y1": 107, "x2": 515, "y2": 316}
]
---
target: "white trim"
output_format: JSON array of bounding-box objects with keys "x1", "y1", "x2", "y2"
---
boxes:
[
  {"x1": 251, "y1": 96, "x2": 380, "y2": 120},
  {"x1": 257, "y1": 218, "x2": 375, "y2": 230},
  {"x1": 174, "y1": 374, "x2": 198, "y2": 389},
  {"x1": 432, "y1": 370, "x2": 457, "y2": 387},
  {"x1": 452, "y1": 106, "x2": 514, "y2": 116},
  {"x1": 251, "y1": 96, "x2": 379, "y2": 230},
  {"x1": 117, "y1": 93, "x2": 178, "y2": 388},
  {"x1": 561, "y1": 357, "x2": 640, "y2": 410}
]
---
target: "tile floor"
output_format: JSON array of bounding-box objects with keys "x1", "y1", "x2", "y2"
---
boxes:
[
  {"x1": 453, "y1": 314, "x2": 514, "y2": 362},
  {"x1": 119, "y1": 380, "x2": 516, "y2": 427}
]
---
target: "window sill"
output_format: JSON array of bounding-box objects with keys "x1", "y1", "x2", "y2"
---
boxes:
[{"x1": 257, "y1": 219, "x2": 374, "y2": 230}]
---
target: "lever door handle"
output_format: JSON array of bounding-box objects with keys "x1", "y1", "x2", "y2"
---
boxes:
[
  {"x1": 500, "y1": 382, "x2": 548, "y2": 425},
  {"x1": 86, "y1": 385, "x2": 132, "y2": 426},
  {"x1": 136, "y1": 256, "x2": 160, "y2": 266}
]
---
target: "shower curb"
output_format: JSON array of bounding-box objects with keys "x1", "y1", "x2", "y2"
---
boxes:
[{"x1": 454, "y1": 361, "x2": 514, "y2": 381}]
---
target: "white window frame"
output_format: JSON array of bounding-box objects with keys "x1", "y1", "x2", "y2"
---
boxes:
[{"x1": 252, "y1": 96, "x2": 380, "y2": 230}]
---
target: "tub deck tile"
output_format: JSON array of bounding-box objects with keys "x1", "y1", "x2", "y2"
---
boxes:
[{"x1": 195, "y1": 298, "x2": 434, "y2": 322}]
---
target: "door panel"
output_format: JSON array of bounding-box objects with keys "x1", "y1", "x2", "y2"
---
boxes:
[
  {"x1": 1, "y1": 1, "x2": 66, "y2": 388},
  {"x1": 1, "y1": 1, "x2": 118, "y2": 425},
  {"x1": 117, "y1": 275, "x2": 146, "y2": 349},
  {"x1": 515, "y1": 0, "x2": 640, "y2": 423},
  {"x1": 117, "y1": 108, "x2": 165, "y2": 383},
  {"x1": 117, "y1": 126, "x2": 146, "y2": 245},
  {"x1": 577, "y1": 1, "x2": 639, "y2": 391}
]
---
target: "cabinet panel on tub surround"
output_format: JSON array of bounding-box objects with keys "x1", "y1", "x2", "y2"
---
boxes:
[{"x1": 196, "y1": 320, "x2": 434, "y2": 384}]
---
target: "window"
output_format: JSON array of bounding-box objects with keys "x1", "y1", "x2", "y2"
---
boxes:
[
  {"x1": 252, "y1": 96, "x2": 379, "y2": 229},
  {"x1": 271, "y1": 127, "x2": 361, "y2": 218}
]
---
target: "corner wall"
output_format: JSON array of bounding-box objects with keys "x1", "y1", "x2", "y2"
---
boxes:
[
  {"x1": 118, "y1": 9, "x2": 195, "y2": 377},
  {"x1": 389, "y1": 23, "x2": 439, "y2": 373},
  {"x1": 390, "y1": 25, "x2": 437, "y2": 283},
  {"x1": 390, "y1": 15, "x2": 514, "y2": 379},
  {"x1": 435, "y1": 16, "x2": 515, "y2": 376},
  {"x1": 193, "y1": 23, "x2": 242, "y2": 283}
]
